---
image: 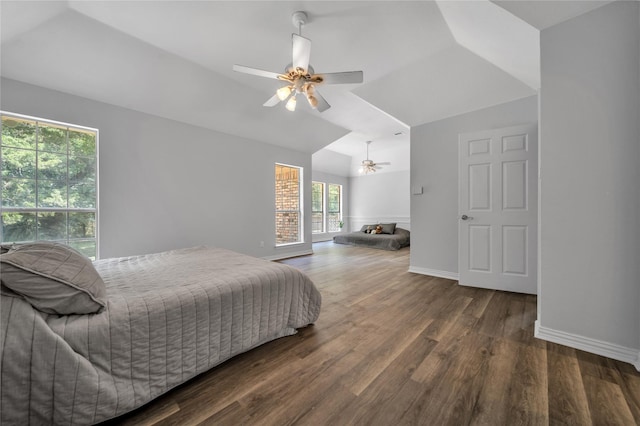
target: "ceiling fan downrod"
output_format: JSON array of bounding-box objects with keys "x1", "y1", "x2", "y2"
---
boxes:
[{"x1": 291, "y1": 11, "x2": 307, "y2": 36}]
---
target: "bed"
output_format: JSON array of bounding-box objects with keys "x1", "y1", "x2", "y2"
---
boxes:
[
  {"x1": 333, "y1": 223, "x2": 410, "y2": 251},
  {"x1": 0, "y1": 243, "x2": 321, "y2": 425}
]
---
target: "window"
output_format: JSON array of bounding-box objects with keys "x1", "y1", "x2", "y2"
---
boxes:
[
  {"x1": 275, "y1": 163, "x2": 302, "y2": 245},
  {"x1": 1, "y1": 112, "x2": 98, "y2": 258},
  {"x1": 327, "y1": 183, "x2": 342, "y2": 232},
  {"x1": 311, "y1": 181, "x2": 324, "y2": 234}
]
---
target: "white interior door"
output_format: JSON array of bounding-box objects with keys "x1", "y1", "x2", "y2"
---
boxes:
[{"x1": 458, "y1": 124, "x2": 537, "y2": 294}]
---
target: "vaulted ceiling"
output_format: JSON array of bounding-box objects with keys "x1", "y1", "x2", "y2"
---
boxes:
[{"x1": 0, "y1": 1, "x2": 611, "y2": 176}]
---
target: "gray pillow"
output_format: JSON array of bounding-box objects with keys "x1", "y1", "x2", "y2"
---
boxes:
[
  {"x1": 0, "y1": 242, "x2": 106, "y2": 314},
  {"x1": 380, "y1": 223, "x2": 397, "y2": 234}
]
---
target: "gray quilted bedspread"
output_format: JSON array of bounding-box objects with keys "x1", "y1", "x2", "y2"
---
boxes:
[{"x1": 0, "y1": 247, "x2": 321, "y2": 425}]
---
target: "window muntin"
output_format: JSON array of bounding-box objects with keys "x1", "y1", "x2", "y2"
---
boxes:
[
  {"x1": 275, "y1": 163, "x2": 303, "y2": 245},
  {"x1": 327, "y1": 183, "x2": 342, "y2": 232},
  {"x1": 1, "y1": 112, "x2": 98, "y2": 259},
  {"x1": 311, "y1": 181, "x2": 325, "y2": 234}
]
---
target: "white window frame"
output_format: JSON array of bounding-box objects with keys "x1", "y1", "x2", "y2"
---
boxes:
[
  {"x1": 0, "y1": 111, "x2": 100, "y2": 258},
  {"x1": 275, "y1": 163, "x2": 304, "y2": 246},
  {"x1": 327, "y1": 183, "x2": 343, "y2": 233},
  {"x1": 311, "y1": 181, "x2": 325, "y2": 234}
]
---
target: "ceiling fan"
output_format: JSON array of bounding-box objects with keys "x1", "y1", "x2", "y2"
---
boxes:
[
  {"x1": 233, "y1": 11, "x2": 363, "y2": 113},
  {"x1": 359, "y1": 141, "x2": 390, "y2": 174}
]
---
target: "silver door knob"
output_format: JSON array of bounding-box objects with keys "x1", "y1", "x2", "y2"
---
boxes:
[{"x1": 461, "y1": 214, "x2": 473, "y2": 220}]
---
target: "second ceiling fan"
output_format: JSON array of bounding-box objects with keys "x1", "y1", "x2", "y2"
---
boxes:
[
  {"x1": 359, "y1": 141, "x2": 390, "y2": 174},
  {"x1": 233, "y1": 11, "x2": 364, "y2": 112}
]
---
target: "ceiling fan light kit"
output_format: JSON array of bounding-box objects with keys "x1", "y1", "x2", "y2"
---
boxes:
[
  {"x1": 359, "y1": 159, "x2": 377, "y2": 174},
  {"x1": 233, "y1": 11, "x2": 364, "y2": 113},
  {"x1": 276, "y1": 86, "x2": 292, "y2": 101},
  {"x1": 285, "y1": 96, "x2": 297, "y2": 112}
]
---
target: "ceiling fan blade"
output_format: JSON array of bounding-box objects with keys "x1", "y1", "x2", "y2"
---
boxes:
[
  {"x1": 263, "y1": 94, "x2": 281, "y2": 107},
  {"x1": 292, "y1": 34, "x2": 311, "y2": 71},
  {"x1": 375, "y1": 162, "x2": 391, "y2": 166},
  {"x1": 233, "y1": 64, "x2": 286, "y2": 80},
  {"x1": 316, "y1": 71, "x2": 364, "y2": 85},
  {"x1": 312, "y1": 89, "x2": 331, "y2": 112}
]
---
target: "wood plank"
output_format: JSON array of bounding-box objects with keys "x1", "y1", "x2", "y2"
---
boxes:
[
  {"x1": 468, "y1": 337, "x2": 519, "y2": 425},
  {"x1": 196, "y1": 401, "x2": 245, "y2": 426},
  {"x1": 286, "y1": 382, "x2": 357, "y2": 426},
  {"x1": 233, "y1": 349, "x2": 359, "y2": 425},
  {"x1": 114, "y1": 398, "x2": 180, "y2": 426},
  {"x1": 547, "y1": 342, "x2": 593, "y2": 425},
  {"x1": 411, "y1": 311, "x2": 478, "y2": 384},
  {"x1": 582, "y1": 374, "x2": 636, "y2": 425},
  {"x1": 461, "y1": 287, "x2": 495, "y2": 319},
  {"x1": 328, "y1": 328, "x2": 439, "y2": 425},
  {"x1": 341, "y1": 316, "x2": 434, "y2": 396},
  {"x1": 505, "y1": 342, "x2": 548, "y2": 425},
  {"x1": 406, "y1": 331, "x2": 495, "y2": 425},
  {"x1": 621, "y1": 369, "x2": 640, "y2": 424}
]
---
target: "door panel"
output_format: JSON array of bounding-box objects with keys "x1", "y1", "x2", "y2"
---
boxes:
[
  {"x1": 459, "y1": 124, "x2": 537, "y2": 294},
  {"x1": 469, "y1": 163, "x2": 491, "y2": 210},
  {"x1": 469, "y1": 225, "x2": 491, "y2": 272},
  {"x1": 502, "y1": 133, "x2": 527, "y2": 152},
  {"x1": 502, "y1": 161, "x2": 527, "y2": 210},
  {"x1": 469, "y1": 138, "x2": 491, "y2": 155},
  {"x1": 502, "y1": 225, "x2": 527, "y2": 275}
]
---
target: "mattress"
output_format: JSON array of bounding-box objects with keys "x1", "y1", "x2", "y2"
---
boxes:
[
  {"x1": 333, "y1": 227, "x2": 410, "y2": 251},
  {"x1": 0, "y1": 246, "x2": 321, "y2": 425}
]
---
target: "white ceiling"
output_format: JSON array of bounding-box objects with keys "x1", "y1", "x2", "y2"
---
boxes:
[
  {"x1": 492, "y1": 0, "x2": 614, "y2": 30},
  {"x1": 0, "y1": 1, "x2": 611, "y2": 176}
]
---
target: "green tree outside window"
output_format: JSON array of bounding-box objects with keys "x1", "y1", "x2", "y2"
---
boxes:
[{"x1": 1, "y1": 113, "x2": 98, "y2": 259}]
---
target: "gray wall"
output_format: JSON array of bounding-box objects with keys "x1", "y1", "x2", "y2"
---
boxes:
[
  {"x1": 349, "y1": 170, "x2": 410, "y2": 232},
  {"x1": 538, "y1": 1, "x2": 640, "y2": 353},
  {"x1": 310, "y1": 170, "x2": 349, "y2": 242},
  {"x1": 410, "y1": 95, "x2": 538, "y2": 276},
  {"x1": 1, "y1": 78, "x2": 313, "y2": 260}
]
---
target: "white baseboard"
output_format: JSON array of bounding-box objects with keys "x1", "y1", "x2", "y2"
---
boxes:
[
  {"x1": 535, "y1": 321, "x2": 640, "y2": 371},
  {"x1": 408, "y1": 266, "x2": 459, "y2": 281},
  {"x1": 262, "y1": 249, "x2": 313, "y2": 261},
  {"x1": 311, "y1": 236, "x2": 334, "y2": 243}
]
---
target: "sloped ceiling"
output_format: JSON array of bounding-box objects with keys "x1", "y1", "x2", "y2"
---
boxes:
[
  {"x1": 353, "y1": 44, "x2": 535, "y2": 128},
  {"x1": 437, "y1": 0, "x2": 540, "y2": 89},
  {"x1": 491, "y1": 0, "x2": 615, "y2": 30},
  {"x1": 0, "y1": 1, "x2": 610, "y2": 175}
]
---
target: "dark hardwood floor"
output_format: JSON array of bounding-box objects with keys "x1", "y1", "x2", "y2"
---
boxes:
[{"x1": 105, "y1": 242, "x2": 640, "y2": 425}]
